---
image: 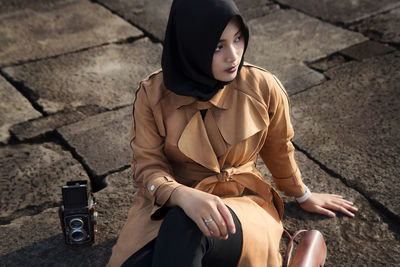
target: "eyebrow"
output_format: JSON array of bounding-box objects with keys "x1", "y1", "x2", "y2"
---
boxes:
[{"x1": 218, "y1": 30, "x2": 242, "y2": 43}]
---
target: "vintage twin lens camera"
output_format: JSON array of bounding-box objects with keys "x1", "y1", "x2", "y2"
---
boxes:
[{"x1": 59, "y1": 180, "x2": 97, "y2": 246}]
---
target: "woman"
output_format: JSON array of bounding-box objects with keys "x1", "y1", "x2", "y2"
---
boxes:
[{"x1": 108, "y1": 0, "x2": 357, "y2": 266}]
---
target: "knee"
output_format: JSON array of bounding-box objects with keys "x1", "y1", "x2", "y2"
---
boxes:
[{"x1": 160, "y1": 207, "x2": 200, "y2": 236}]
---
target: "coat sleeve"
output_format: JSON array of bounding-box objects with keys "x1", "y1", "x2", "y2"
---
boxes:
[
  {"x1": 259, "y1": 74, "x2": 306, "y2": 197},
  {"x1": 130, "y1": 81, "x2": 181, "y2": 219}
]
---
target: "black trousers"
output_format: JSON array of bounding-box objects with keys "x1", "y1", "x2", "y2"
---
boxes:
[{"x1": 122, "y1": 206, "x2": 243, "y2": 267}]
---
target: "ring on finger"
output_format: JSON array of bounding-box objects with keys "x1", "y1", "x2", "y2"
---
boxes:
[{"x1": 203, "y1": 218, "x2": 213, "y2": 226}]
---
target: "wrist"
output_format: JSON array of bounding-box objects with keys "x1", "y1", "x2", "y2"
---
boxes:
[
  {"x1": 296, "y1": 184, "x2": 311, "y2": 204},
  {"x1": 168, "y1": 185, "x2": 186, "y2": 207}
]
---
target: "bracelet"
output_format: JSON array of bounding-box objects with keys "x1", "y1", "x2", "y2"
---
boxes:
[{"x1": 296, "y1": 184, "x2": 311, "y2": 203}]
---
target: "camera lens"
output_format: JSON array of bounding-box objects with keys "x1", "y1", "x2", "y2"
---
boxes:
[
  {"x1": 70, "y1": 229, "x2": 87, "y2": 242},
  {"x1": 69, "y1": 218, "x2": 84, "y2": 229}
]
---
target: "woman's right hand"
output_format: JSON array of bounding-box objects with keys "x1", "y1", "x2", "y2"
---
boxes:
[{"x1": 168, "y1": 186, "x2": 236, "y2": 240}]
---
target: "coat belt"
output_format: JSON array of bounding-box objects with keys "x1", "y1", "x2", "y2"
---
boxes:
[{"x1": 194, "y1": 161, "x2": 284, "y2": 218}]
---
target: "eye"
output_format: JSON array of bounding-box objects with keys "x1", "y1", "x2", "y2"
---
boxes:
[
  {"x1": 215, "y1": 44, "x2": 223, "y2": 52},
  {"x1": 234, "y1": 35, "x2": 242, "y2": 42}
]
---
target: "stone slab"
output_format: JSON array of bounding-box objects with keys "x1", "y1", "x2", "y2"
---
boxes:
[
  {"x1": 275, "y1": 0, "x2": 400, "y2": 25},
  {"x1": 350, "y1": 8, "x2": 400, "y2": 45},
  {"x1": 0, "y1": 208, "x2": 114, "y2": 266},
  {"x1": 0, "y1": 0, "x2": 142, "y2": 67},
  {"x1": 0, "y1": 76, "x2": 41, "y2": 143},
  {"x1": 290, "y1": 52, "x2": 400, "y2": 218},
  {"x1": 0, "y1": 0, "x2": 71, "y2": 14},
  {"x1": 245, "y1": 8, "x2": 366, "y2": 94},
  {"x1": 308, "y1": 53, "x2": 350, "y2": 73},
  {"x1": 57, "y1": 106, "x2": 132, "y2": 179},
  {"x1": 97, "y1": 0, "x2": 280, "y2": 41},
  {"x1": 0, "y1": 168, "x2": 135, "y2": 265},
  {"x1": 0, "y1": 143, "x2": 88, "y2": 224},
  {"x1": 234, "y1": 0, "x2": 278, "y2": 21},
  {"x1": 97, "y1": 0, "x2": 172, "y2": 41},
  {"x1": 339, "y1": 40, "x2": 396, "y2": 61},
  {"x1": 256, "y1": 151, "x2": 400, "y2": 266},
  {"x1": 10, "y1": 105, "x2": 106, "y2": 141},
  {"x1": 3, "y1": 38, "x2": 162, "y2": 114},
  {"x1": 93, "y1": 168, "x2": 136, "y2": 249},
  {"x1": 309, "y1": 40, "x2": 396, "y2": 72}
]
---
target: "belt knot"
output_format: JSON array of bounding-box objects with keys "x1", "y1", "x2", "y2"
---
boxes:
[{"x1": 216, "y1": 167, "x2": 235, "y2": 182}]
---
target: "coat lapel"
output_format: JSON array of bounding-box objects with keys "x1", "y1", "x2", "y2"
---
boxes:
[
  {"x1": 213, "y1": 87, "x2": 269, "y2": 145},
  {"x1": 178, "y1": 111, "x2": 220, "y2": 173},
  {"x1": 175, "y1": 74, "x2": 269, "y2": 172}
]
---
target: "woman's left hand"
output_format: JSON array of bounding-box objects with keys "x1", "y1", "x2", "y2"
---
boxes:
[{"x1": 299, "y1": 193, "x2": 358, "y2": 218}]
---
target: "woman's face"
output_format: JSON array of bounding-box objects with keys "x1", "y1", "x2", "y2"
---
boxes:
[{"x1": 212, "y1": 18, "x2": 245, "y2": 82}]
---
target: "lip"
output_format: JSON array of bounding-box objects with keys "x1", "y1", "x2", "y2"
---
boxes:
[{"x1": 225, "y1": 65, "x2": 237, "y2": 73}]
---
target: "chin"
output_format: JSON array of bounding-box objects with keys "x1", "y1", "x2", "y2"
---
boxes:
[{"x1": 216, "y1": 72, "x2": 238, "y2": 82}]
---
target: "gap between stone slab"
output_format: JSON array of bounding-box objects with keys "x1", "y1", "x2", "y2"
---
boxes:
[
  {"x1": 0, "y1": 35, "x2": 146, "y2": 70},
  {"x1": 346, "y1": 3, "x2": 400, "y2": 27},
  {"x1": 90, "y1": 0, "x2": 163, "y2": 44},
  {"x1": 270, "y1": 0, "x2": 399, "y2": 41},
  {"x1": 0, "y1": 201, "x2": 60, "y2": 226},
  {"x1": 286, "y1": 69, "x2": 328, "y2": 97},
  {"x1": 305, "y1": 52, "x2": 354, "y2": 73},
  {"x1": 269, "y1": 0, "x2": 346, "y2": 29},
  {"x1": 0, "y1": 70, "x2": 46, "y2": 115},
  {"x1": 292, "y1": 142, "x2": 400, "y2": 242},
  {"x1": 8, "y1": 130, "x2": 60, "y2": 146},
  {"x1": 53, "y1": 131, "x2": 104, "y2": 192},
  {"x1": 53, "y1": 131, "x2": 131, "y2": 193}
]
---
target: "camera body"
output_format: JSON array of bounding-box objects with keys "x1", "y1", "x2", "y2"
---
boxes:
[{"x1": 59, "y1": 180, "x2": 97, "y2": 246}]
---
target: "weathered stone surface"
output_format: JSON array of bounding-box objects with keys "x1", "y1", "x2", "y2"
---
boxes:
[
  {"x1": 3, "y1": 39, "x2": 162, "y2": 114},
  {"x1": 350, "y1": 8, "x2": 400, "y2": 45},
  {"x1": 96, "y1": 0, "x2": 280, "y2": 41},
  {"x1": 290, "y1": 52, "x2": 400, "y2": 218},
  {"x1": 0, "y1": 143, "x2": 88, "y2": 223},
  {"x1": 339, "y1": 40, "x2": 396, "y2": 61},
  {"x1": 245, "y1": 8, "x2": 366, "y2": 94},
  {"x1": 0, "y1": 76, "x2": 41, "y2": 143},
  {"x1": 0, "y1": 208, "x2": 114, "y2": 266},
  {"x1": 95, "y1": 168, "x2": 136, "y2": 245},
  {"x1": 0, "y1": 169, "x2": 135, "y2": 265},
  {"x1": 97, "y1": 0, "x2": 172, "y2": 41},
  {"x1": 235, "y1": 0, "x2": 278, "y2": 21},
  {"x1": 0, "y1": 0, "x2": 70, "y2": 14},
  {"x1": 256, "y1": 152, "x2": 400, "y2": 266},
  {"x1": 0, "y1": 208, "x2": 62, "y2": 256},
  {"x1": 275, "y1": 0, "x2": 400, "y2": 25},
  {"x1": 0, "y1": 0, "x2": 142, "y2": 67},
  {"x1": 57, "y1": 106, "x2": 132, "y2": 178},
  {"x1": 308, "y1": 53, "x2": 349, "y2": 72},
  {"x1": 10, "y1": 106, "x2": 107, "y2": 141}
]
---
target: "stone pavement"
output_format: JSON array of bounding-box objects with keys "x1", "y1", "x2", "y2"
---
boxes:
[{"x1": 0, "y1": 0, "x2": 399, "y2": 266}]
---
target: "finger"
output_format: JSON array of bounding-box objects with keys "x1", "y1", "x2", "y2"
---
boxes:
[
  {"x1": 217, "y1": 202, "x2": 235, "y2": 235},
  {"x1": 204, "y1": 217, "x2": 222, "y2": 238},
  {"x1": 326, "y1": 202, "x2": 355, "y2": 217},
  {"x1": 329, "y1": 195, "x2": 356, "y2": 208},
  {"x1": 332, "y1": 200, "x2": 358, "y2": 212},
  {"x1": 327, "y1": 194, "x2": 344, "y2": 199},
  {"x1": 313, "y1": 205, "x2": 336, "y2": 218},
  {"x1": 209, "y1": 209, "x2": 228, "y2": 239},
  {"x1": 341, "y1": 199, "x2": 355, "y2": 206},
  {"x1": 331, "y1": 197, "x2": 354, "y2": 205},
  {"x1": 197, "y1": 217, "x2": 213, "y2": 237}
]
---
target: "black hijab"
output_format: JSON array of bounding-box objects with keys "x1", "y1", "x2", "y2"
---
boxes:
[{"x1": 162, "y1": 0, "x2": 249, "y2": 101}]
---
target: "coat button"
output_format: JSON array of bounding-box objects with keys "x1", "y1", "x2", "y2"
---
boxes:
[{"x1": 150, "y1": 185, "x2": 155, "y2": 191}]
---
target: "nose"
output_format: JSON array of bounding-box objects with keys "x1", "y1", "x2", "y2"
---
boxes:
[{"x1": 225, "y1": 44, "x2": 238, "y2": 63}]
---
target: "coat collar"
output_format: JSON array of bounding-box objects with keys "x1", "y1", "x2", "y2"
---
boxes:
[
  {"x1": 171, "y1": 65, "x2": 270, "y2": 172},
  {"x1": 172, "y1": 80, "x2": 235, "y2": 110}
]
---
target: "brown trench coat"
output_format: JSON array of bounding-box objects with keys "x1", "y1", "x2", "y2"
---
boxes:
[{"x1": 108, "y1": 63, "x2": 306, "y2": 267}]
